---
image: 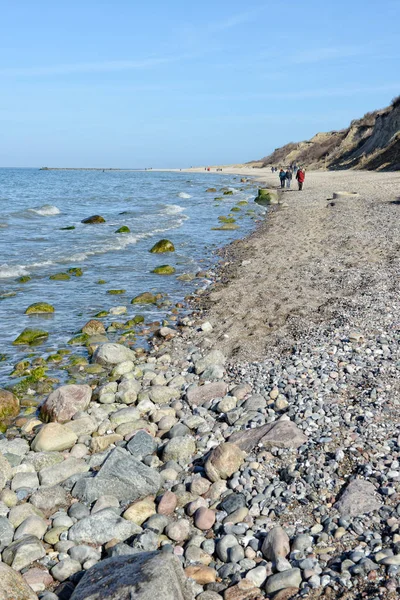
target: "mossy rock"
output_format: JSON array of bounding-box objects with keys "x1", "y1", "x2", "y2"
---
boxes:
[
  {"x1": 218, "y1": 216, "x2": 236, "y2": 223},
  {"x1": 125, "y1": 315, "x2": 145, "y2": 327},
  {"x1": 223, "y1": 190, "x2": 234, "y2": 195},
  {"x1": 0, "y1": 389, "x2": 19, "y2": 422},
  {"x1": 46, "y1": 354, "x2": 63, "y2": 363},
  {"x1": 60, "y1": 226, "x2": 75, "y2": 230},
  {"x1": 255, "y1": 188, "x2": 279, "y2": 206},
  {"x1": 0, "y1": 292, "x2": 16, "y2": 299},
  {"x1": 18, "y1": 276, "x2": 31, "y2": 283},
  {"x1": 237, "y1": 200, "x2": 248, "y2": 206},
  {"x1": 68, "y1": 268, "x2": 83, "y2": 276},
  {"x1": 0, "y1": 354, "x2": 7, "y2": 362},
  {"x1": 94, "y1": 310, "x2": 109, "y2": 317},
  {"x1": 81, "y1": 215, "x2": 106, "y2": 224},
  {"x1": 50, "y1": 273, "x2": 70, "y2": 281},
  {"x1": 69, "y1": 356, "x2": 88, "y2": 366},
  {"x1": 115, "y1": 226, "x2": 130, "y2": 233},
  {"x1": 85, "y1": 364, "x2": 105, "y2": 374},
  {"x1": 131, "y1": 292, "x2": 157, "y2": 304},
  {"x1": 107, "y1": 289, "x2": 126, "y2": 295},
  {"x1": 214, "y1": 197, "x2": 223, "y2": 201},
  {"x1": 58, "y1": 349, "x2": 70, "y2": 356},
  {"x1": 13, "y1": 329, "x2": 49, "y2": 345},
  {"x1": 206, "y1": 188, "x2": 217, "y2": 192},
  {"x1": 11, "y1": 367, "x2": 48, "y2": 398},
  {"x1": 25, "y1": 302, "x2": 55, "y2": 315},
  {"x1": 152, "y1": 265, "x2": 176, "y2": 275},
  {"x1": 177, "y1": 273, "x2": 195, "y2": 281},
  {"x1": 68, "y1": 333, "x2": 89, "y2": 345},
  {"x1": 211, "y1": 224, "x2": 239, "y2": 231},
  {"x1": 230, "y1": 207, "x2": 240, "y2": 212},
  {"x1": 96, "y1": 280, "x2": 107, "y2": 284},
  {"x1": 150, "y1": 239, "x2": 175, "y2": 253}
]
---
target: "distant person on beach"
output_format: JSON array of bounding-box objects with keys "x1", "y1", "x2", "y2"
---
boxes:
[
  {"x1": 271, "y1": 166, "x2": 274, "y2": 173},
  {"x1": 279, "y1": 168, "x2": 286, "y2": 188},
  {"x1": 285, "y1": 168, "x2": 293, "y2": 188},
  {"x1": 296, "y1": 167, "x2": 305, "y2": 190}
]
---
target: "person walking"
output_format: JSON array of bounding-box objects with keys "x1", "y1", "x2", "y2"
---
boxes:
[
  {"x1": 285, "y1": 168, "x2": 292, "y2": 188},
  {"x1": 279, "y1": 168, "x2": 286, "y2": 188},
  {"x1": 296, "y1": 167, "x2": 305, "y2": 190}
]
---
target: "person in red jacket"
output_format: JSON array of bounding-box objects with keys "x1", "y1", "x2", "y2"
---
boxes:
[{"x1": 296, "y1": 167, "x2": 305, "y2": 190}]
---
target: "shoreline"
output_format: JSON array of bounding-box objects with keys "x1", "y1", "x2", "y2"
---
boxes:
[{"x1": 1, "y1": 169, "x2": 400, "y2": 599}]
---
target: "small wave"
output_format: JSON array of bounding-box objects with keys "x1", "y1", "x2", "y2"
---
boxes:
[
  {"x1": 0, "y1": 264, "x2": 29, "y2": 279},
  {"x1": 178, "y1": 192, "x2": 191, "y2": 199},
  {"x1": 163, "y1": 204, "x2": 186, "y2": 215},
  {"x1": 29, "y1": 204, "x2": 61, "y2": 216}
]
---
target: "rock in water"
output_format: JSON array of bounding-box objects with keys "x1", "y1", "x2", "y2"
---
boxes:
[
  {"x1": 24, "y1": 302, "x2": 55, "y2": 315},
  {"x1": 13, "y1": 329, "x2": 49, "y2": 345},
  {"x1": 149, "y1": 239, "x2": 175, "y2": 253},
  {"x1": 0, "y1": 563, "x2": 39, "y2": 600},
  {"x1": 0, "y1": 388, "x2": 19, "y2": 423},
  {"x1": 72, "y1": 447, "x2": 161, "y2": 504},
  {"x1": 131, "y1": 292, "x2": 157, "y2": 304},
  {"x1": 81, "y1": 215, "x2": 106, "y2": 224},
  {"x1": 70, "y1": 551, "x2": 194, "y2": 600},
  {"x1": 334, "y1": 478, "x2": 383, "y2": 517},
  {"x1": 40, "y1": 384, "x2": 92, "y2": 423}
]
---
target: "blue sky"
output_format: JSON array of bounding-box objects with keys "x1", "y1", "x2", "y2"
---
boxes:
[{"x1": 0, "y1": 0, "x2": 399, "y2": 167}]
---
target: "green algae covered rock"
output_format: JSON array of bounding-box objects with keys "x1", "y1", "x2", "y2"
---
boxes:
[
  {"x1": 206, "y1": 188, "x2": 217, "y2": 192},
  {"x1": 0, "y1": 389, "x2": 19, "y2": 423},
  {"x1": 11, "y1": 366, "x2": 48, "y2": 397},
  {"x1": 255, "y1": 188, "x2": 279, "y2": 205},
  {"x1": 115, "y1": 226, "x2": 130, "y2": 233},
  {"x1": 237, "y1": 200, "x2": 248, "y2": 206},
  {"x1": 124, "y1": 315, "x2": 145, "y2": 327},
  {"x1": 214, "y1": 197, "x2": 223, "y2": 201},
  {"x1": 230, "y1": 206, "x2": 241, "y2": 212},
  {"x1": 150, "y1": 239, "x2": 175, "y2": 253},
  {"x1": 25, "y1": 302, "x2": 55, "y2": 315},
  {"x1": 13, "y1": 329, "x2": 49, "y2": 345},
  {"x1": 68, "y1": 268, "x2": 83, "y2": 276},
  {"x1": 68, "y1": 333, "x2": 89, "y2": 345},
  {"x1": 94, "y1": 310, "x2": 108, "y2": 317},
  {"x1": 131, "y1": 292, "x2": 157, "y2": 304},
  {"x1": 152, "y1": 265, "x2": 176, "y2": 275},
  {"x1": 81, "y1": 215, "x2": 106, "y2": 224},
  {"x1": 60, "y1": 226, "x2": 75, "y2": 230},
  {"x1": 50, "y1": 273, "x2": 70, "y2": 281},
  {"x1": 18, "y1": 275, "x2": 31, "y2": 283},
  {"x1": 96, "y1": 280, "x2": 107, "y2": 284},
  {"x1": 218, "y1": 216, "x2": 236, "y2": 223},
  {"x1": 107, "y1": 289, "x2": 126, "y2": 295},
  {"x1": 223, "y1": 190, "x2": 234, "y2": 195},
  {"x1": 211, "y1": 223, "x2": 239, "y2": 231}
]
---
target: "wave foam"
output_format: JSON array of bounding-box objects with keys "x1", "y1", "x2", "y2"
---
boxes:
[
  {"x1": 163, "y1": 204, "x2": 186, "y2": 215},
  {"x1": 0, "y1": 264, "x2": 29, "y2": 279},
  {"x1": 178, "y1": 192, "x2": 191, "y2": 199},
  {"x1": 29, "y1": 204, "x2": 61, "y2": 216}
]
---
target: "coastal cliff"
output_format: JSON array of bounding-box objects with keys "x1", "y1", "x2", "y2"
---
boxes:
[{"x1": 251, "y1": 97, "x2": 400, "y2": 171}]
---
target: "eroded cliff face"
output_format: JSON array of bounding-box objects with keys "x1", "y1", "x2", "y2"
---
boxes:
[{"x1": 252, "y1": 100, "x2": 400, "y2": 171}]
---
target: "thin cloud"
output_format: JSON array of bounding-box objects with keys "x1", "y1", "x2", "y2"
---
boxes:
[
  {"x1": 210, "y1": 5, "x2": 266, "y2": 32},
  {"x1": 0, "y1": 54, "x2": 193, "y2": 77}
]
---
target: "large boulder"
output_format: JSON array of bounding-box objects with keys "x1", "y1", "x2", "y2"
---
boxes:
[
  {"x1": 229, "y1": 418, "x2": 306, "y2": 453},
  {"x1": 2, "y1": 535, "x2": 46, "y2": 571},
  {"x1": 24, "y1": 302, "x2": 54, "y2": 315},
  {"x1": 0, "y1": 563, "x2": 39, "y2": 600},
  {"x1": 72, "y1": 447, "x2": 161, "y2": 504},
  {"x1": 93, "y1": 343, "x2": 136, "y2": 367},
  {"x1": 12, "y1": 329, "x2": 48, "y2": 345},
  {"x1": 40, "y1": 384, "x2": 92, "y2": 423},
  {"x1": 31, "y1": 423, "x2": 78, "y2": 452},
  {"x1": 149, "y1": 239, "x2": 175, "y2": 253},
  {"x1": 0, "y1": 388, "x2": 19, "y2": 423},
  {"x1": 70, "y1": 551, "x2": 194, "y2": 600}
]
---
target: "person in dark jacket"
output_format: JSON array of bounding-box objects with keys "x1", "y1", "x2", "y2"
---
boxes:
[
  {"x1": 285, "y1": 168, "x2": 293, "y2": 188},
  {"x1": 296, "y1": 168, "x2": 305, "y2": 190},
  {"x1": 279, "y1": 168, "x2": 286, "y2": 188}
]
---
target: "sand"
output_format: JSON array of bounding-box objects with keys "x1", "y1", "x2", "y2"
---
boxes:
[{"x1": 189, "y1": 169, "x2": 400, "y2": 362}]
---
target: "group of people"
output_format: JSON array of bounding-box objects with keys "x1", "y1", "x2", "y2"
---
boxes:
[{"x1": 271, "y1": 165, "x2": 305, "y2": 191}]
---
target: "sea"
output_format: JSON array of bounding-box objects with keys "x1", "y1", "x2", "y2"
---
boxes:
[{"x1": 0, "y1": 168, "x2": 263, "y2": 386}]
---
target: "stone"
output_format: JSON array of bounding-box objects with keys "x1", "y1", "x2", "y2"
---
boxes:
[
  {"x1": 162, "y1": 436, "x2": 196, "y2": 463},
  {"x1": 157, "y1": 491, "x2": 177, "y2": 516},
  {"x1": 246, "y1": 565, "x2": 267, "y2": 587},
  {"x1": 93, "y1": 343, "x2": 136, "y2": 367},
  {"x1": 51, "y1": 559, "x2": 82, "y2": 582},
  {"x1": 66, "y1": 416, "x2": 97, "y2": 436},
  {"x1": 30, "y1": 486, "x2": 69, "y2": 517},
  {"x1": 3, "y1": 535, "x2": 46, "y2": 571},
  {"x1": 230, "y1": 383, "x2": 252, "y2": 401},
  {"x1": 262, "y1": 526, "x2": 290, "y2": 561},
  {"x1": 224, "y1": 579, "x2": 260, "y2": 599},
  {"x1": 185, "y1": 565, "x2": 216, "y2": 585},
  {"x1": 31, "y1": 423, "x2": 78, "y2": 452},
  {"x1": 291, "y1": 534, "x2": 312, "y2": 553},
  {"x1": 149, "y1": 239, "x2": 175, "y2": 253},
  {"x1": 123, "y1": 497, "x2": 156, "y2": 525},
  {"x1": 39, "y1": 457, "x2": 89, "y2": 486},
  {"x1": 13, "y1": 328, "x2": 48, "y2": 345},
  {"x1": 0, "y1": 516, "x2": 14, "y2": 551},
  {"x1": 148, "y1": 385, "x2": 178, "y2": 403},
  {"x1": 0, "y1": 562, "x2": 39, "y2": 600},
  {"x1": 131, "y1": 292, "x2": 157, "y2": 305},
  {"x1": 194, "y1": 350, "x2": 226, "y2": 375},
  {"x1": 194, "y1": 507, "x2": 215, "y2": 530},
  {"x1": 8, "y1": 504, "x2": 44, "y2": 528},
  {"x1": 81, "y1": 215, "x2": 106, "y2": 224},
  {"x1": 165, "y1": 519, "x2": 191, "y2": 542},
  {"x1": 91, "y1": 434, "x2": 123, "y2": 453},
  {"x1": 0, "y1": 388, "x2": 19, "y2": 423},
  {"x1": 216, "y1": 534, "x2": 240, "y2": 562},
  {"x1": 243, "y1": 394, "x2": 265, "y2": 411},
  {"x1": 40, "y1": 384, "x2": 92, "y2": 423},
  {"x1": 265, "y1": 569, "x2": 302, "y2": 595},
  {"x1": 127, "y1": 430, "x2": 157, "y2": 459},
  {"x1": 11, "y1": 472, "x2": 39, "y2": 491},
  {"x1": 70, "y1": 551, "x2": 193, "y2": 600},
  {"x1": 0, "y1": 454, "x2": 12, "y2": 490},
  {"x1": 190, "y1": 477, "x2": 211, "y2": 496},
  {"x1": 68, "y1": 508, "x2": 141, "y2": 545},
  {"x1": 229, "y1": 419, "x2": 306, "y2": 453},
  {"x1": 204, "y1": 443, "x2": 245, "y2": 482},
  {"x1": 13, "y1": 516, "x2": 48, "y2": 540},
  {"x1": 22, "y1": 567, "x2": 53, "y2": 593},
  {"x1": 152, "y1": 265, "x2": 175, "y2": 275},
  {"x1": 72, "y1": 447, "x2": 161, "y2": 504},
  {"x1": 82, "y1": 320, "x2": 106, "y2": 335},
  {"x1": 334, "y1": 478, "x2": 383, "y2": 517},
  {"x1": 219, "y1": 493, "x2": 246, "y2": 514},
  {"x1": 25, "y1": 302, "x2": 54, "y2": 315}
]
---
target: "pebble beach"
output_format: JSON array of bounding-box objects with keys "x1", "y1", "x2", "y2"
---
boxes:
[{"x1": 1, "y1": 168, "x2": 400, "y2": 600}]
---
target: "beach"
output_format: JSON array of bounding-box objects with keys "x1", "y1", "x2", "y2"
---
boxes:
[{"x1": 1, "y1": 168, "x2": 400, "y2": 599}]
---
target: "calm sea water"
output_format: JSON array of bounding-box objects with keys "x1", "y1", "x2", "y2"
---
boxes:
[{"x1": 0, "y1": 168, "x2": 262, "y2": 385}]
